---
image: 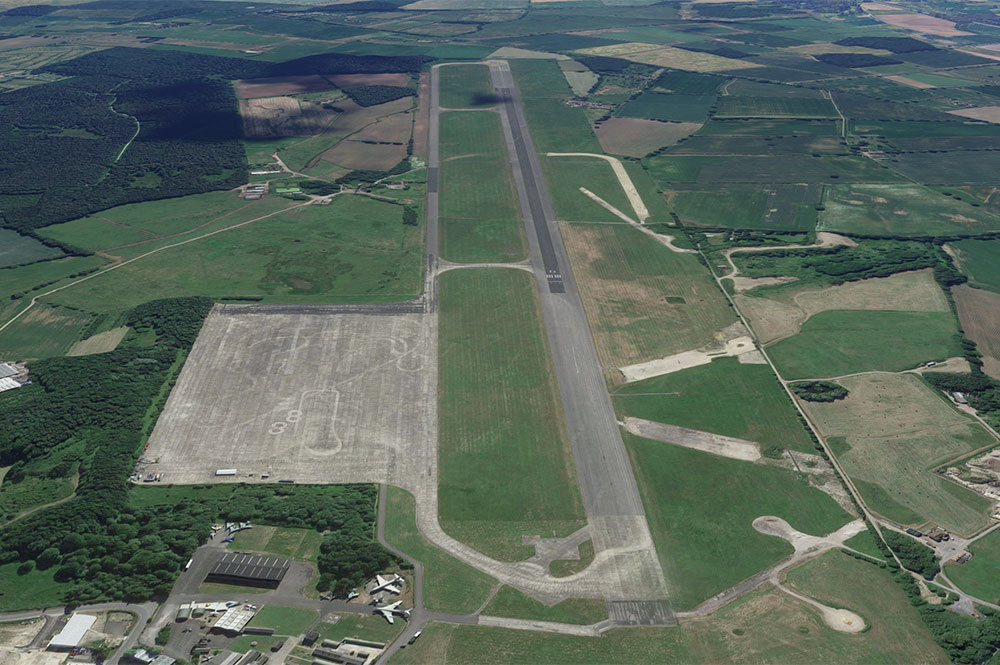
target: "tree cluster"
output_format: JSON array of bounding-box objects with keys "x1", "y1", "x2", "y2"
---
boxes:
[
  {"x1": 884, "y1": 530, "x2": 940, "y2": 580},
  {"x1": 342, "y1": 85, "x2": 414, "y2": 108},
  {"x1": 791, "y1": 381, "x2": 849, "y2": 402}
]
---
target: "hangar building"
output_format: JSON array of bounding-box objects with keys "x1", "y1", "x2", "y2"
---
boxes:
[{"x1": 205, "y1": 552, "x2": 290, "y2": 589}]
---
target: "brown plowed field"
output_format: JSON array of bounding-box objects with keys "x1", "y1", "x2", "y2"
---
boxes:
[
  {"x1": 954, "y1": 284, "x2": 1000, "y2": 379},
  {"x1": 595, "y1": 118, "x2": 702, "y2": 158},
  {"x1": 235, "y1": 75, "x2": 337, "y2": 99},
  {"x1": 327, "y1": 73, "x2": 411, "y2": 87},
  {"x1": 351, "y1": 110, "x2": 414, "y2": 143}
]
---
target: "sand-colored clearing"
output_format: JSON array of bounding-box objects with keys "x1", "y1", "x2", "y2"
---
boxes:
[
  {"x1": 576, "y1": 43, "x2": 760, "y2": 72},
  {"x1": 949, "y1": 106, "x2": 1000, "y2": 123},
  {"x1": 620, "y1": 332, "x2": 757, "y2": 381},
  {"x1": 68, "y1": 326, "x2": 129, "y2": 356},
  {"x1": 623, "y1": 416, "x2": 761, "y2": 461},
  {"x1": 886, "y1": 75, "x2": 936, "y2": 89},
  {"x1": 870, "y1": 12, "x2": 971, "y2": 36},
  {"x1": 954, "y1": 284, "x2": 1000, "y2": 379}
]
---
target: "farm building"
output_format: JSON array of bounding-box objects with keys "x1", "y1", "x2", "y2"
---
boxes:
[
  {"x1": 0, "y1": 363, "x2": 18, "y2": 379},
  {"x1": 48, "y1": 614, "x2": 97, "y2": 651},
  {"x1": 205, "y1": 552, "x2": 290, "y2": 588},
  {"x1": 0, "y1": 377, "x2": 21, "y2": 393}
]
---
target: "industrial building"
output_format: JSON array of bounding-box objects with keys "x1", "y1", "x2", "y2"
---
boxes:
[
  {"x1": 48, "y1": 614, "x2": 97, "y2": 651},
  {"x1": 212, "y1": 606, "x2": 257, "y2": 635},
  {"x1": 205, "y1": 552, "x2": 290, "y2": 589}
]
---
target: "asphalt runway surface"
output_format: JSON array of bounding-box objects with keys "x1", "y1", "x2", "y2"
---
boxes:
[{"x1": 487, "y1": 61, "x2": 672, "y2": 620}]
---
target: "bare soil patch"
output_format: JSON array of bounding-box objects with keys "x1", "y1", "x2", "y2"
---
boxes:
[
  {"x1": 595, "y1": 118, "x2": 702, "y2": 158},
  {"x1": 886, "y1": 74, "x2": 936, "y2": 89},
  {"x1": 871, "y1": 12, "x2": 971, "y2": 36},
  {"x1": 327, "y1": 73, "x2": 412, "y2": 87},
  {"x1": 624, "y1": 416, "x2": 761, "y2": 461},
  {"x1": 235, "y1": 75, "x2": 337, "y2": 99},
  {"x1": 68, "y1": 326, "x2": 129, "y2": 356},
  {"x1": 954, "y1": 284, "x2": 1000, "y2": 379},
  {"x1": 949, "y1": 106, "x2": 1000, "y2": 123}
]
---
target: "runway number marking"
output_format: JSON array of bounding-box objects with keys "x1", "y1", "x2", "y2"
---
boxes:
[{"x1": 269, "y1": 410, "x2": 302, "y2": 435}]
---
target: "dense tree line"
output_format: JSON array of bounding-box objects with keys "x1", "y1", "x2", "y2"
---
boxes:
[
  {"x1": 740, "y1": 239, "x2": 939, "y2": 282},
  {"x1": 343, "y1": 85, "x2": 414, "y2": 108},
  {"x1": 790, "y1": 381, "x2": 849, "y2": 402},
  {"x1": 883, "y1": 530, "x2": 940, "y2": 580}
]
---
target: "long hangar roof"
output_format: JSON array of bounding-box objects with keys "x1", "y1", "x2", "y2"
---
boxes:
[{"x1": 209, "y1": 552, "x2": 290, "y2": 583}]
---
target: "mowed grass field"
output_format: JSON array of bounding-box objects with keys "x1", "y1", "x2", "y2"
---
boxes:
[
  {"x1": 950, "y1": 238, "x2": 1000, "y2": 293},
  {"x1": 612, "y1": 357, "x2": 816, "y2": 454},
  {"x1": 626, "y1": 432, "x2": 852, "y2": 612},
  {"x1": 819, "y1": 185, "x2": 1000, "y2": 236},
  {"x1": 767, "y1": 310, "x2": 961, "y2": 380},
  {"x1": 802, "y1": 373, "x2": 995, "y2": 536},
  {"x1": 669, "y1": 185, "x2": 820, "y2": 231},
  {"x1": 437, "y1": 269, "x2": 585, "y2": 561},
  {"x1": 438, "y1": 111, "x2": 525, "y2": 263},
  {"x1": 383, "y1": 487, "x2": 496, "y2": 614},
  {"x1": 43, "y1": 195, "x2": 425, "y2": 312},
  {"x1": 511, "y1": 59, "x2": 603, "y2": 154},
  {"x1": 945, "y1": 528, "x2": 1000, "y2": 603},
  {"x1": 543, "y1": 156, "x2": 636, "y2": 223},
  {"x1": 560, "y1": 223, "x2": 737, "y2": 369},
  {"x1": 481, "y1": 587, "x2": 608, "y2": 625},
  {"x1": 714, "y1": 96, "x2": 839, "y2": 118},
  {"x1": 0, "y1": 303, "x2": 93, "y2": 360},
  {"x1": 439, "y1": 64, "x2": 496, "y2": 109}
]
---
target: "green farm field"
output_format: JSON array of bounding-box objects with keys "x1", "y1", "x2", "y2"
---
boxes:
[
  {"x1": 383, "y1": 487, "x2": 495, "y2": 614},
  {"x1": 612, "y1": 357, "x2": 816, "y2": 454},
  {"x1": 627, "y1": 432, "x2": 851, "y2": 611},
  {"x1": 669, "y1": 184, "x2": 819, "y2": 231},
  {"x1": 820, "y1": 184, "x2": 1000, "y2": 236},
  {"x1": 714, "y1": 96, "x2": 838, "y2": 118},
  {"x1": 392, "y1": 552, "x2": 945, "y2": 664},
  {"x1": 43, "y1": 196, "x2": 424, "y2": 312},
  {"x1": 692, "y1": 155, "x2": 903, "y2": 185},
  {"x1": 802, "y1": 373, "x2": 995, "y2": 536},
  {"x1": 767, "y1": 310, "x2": 961, "y2": 380},
  {"x1": 438, "y1": 111, "x2": 524, "y2": 262},
  {"x1": 510, "y1": 59, "x2": 602, "y2": 154},
  {"x1": 617, "y1": 93, "x2": 716, "y2": 122},
  {"x1": 439, "y1": 64, "x2": 497, "y2": 109},
  {"x1": 560, "y1": 222, "x2": 737, "y2": 369},
  {"x1": 481, "y1": 587, "x2": 607, "y2": 625},
  {"x1": 950, "y1": 239, "x2": 1000, "y2": 293},
  {"x1": 0, "y1": 303, "x2": 93, "y2": 360},
  {"x1": 0, "y1": 230, "x2": 62, "y2": 268},
  {"x1": 698, "y1": 119, "x2": 840, "y2": 136},
  {"x1": 437, "y1": 269, "x2": 585, "y2": 560},
  {"x1": 946, "y1": 528, "x2": 1000, "y2": 603}
]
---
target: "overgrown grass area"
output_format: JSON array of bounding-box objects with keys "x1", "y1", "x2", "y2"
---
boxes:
[
  {"x1": 0, "y1": 561, "x2": 67, "y2": 612},
  {"x1": 391, "y1": 553, "x2": 945, "y2": 664},
  {"x1": 439, "y1": 64, "x2": 496, "y2": 109},
  {"x1": 438, "y1": 270, "x2": 585, "y2": 560},
  {"x1": 0, "y1": 474, "x2": 75, "y2": 521},
  {"x1": 820, "y1": 184, "x2": 1000, "y2": 236},
  {"x1": 438, "y1": 111, "x2": 524, "y2": 263},
  {"x1": 227, "y1": 526, "x2": 323, "y2": 561},
  {"x1": 0, "y1": 303, "x2": 94, "y2": 360},
  {"x1": 43, "y1": 195, "x2": 424, "y2": 311},
  {"x1": 950, "y1": 239, "x2": 1000, "y2": 293},
  {"x1": 383, "y1": 487, "x2": 496, "y2": 614},
  {"x1": 481, "y1": 586, "x2": 607, "y2": 625},
  {"x1": 626, "y1": 432, "x2": 852, "y2": 611},
  {"x1": 767, "y1": 310, "x2": 962, "y2": 379},
  {"x1": 613, "y1": 357, "x2": 816, "y2": 454},
  {"x1": 0, "y1": 230, "x2": 63, "y2": 268},
  {"x1": 802, "y1": 373, "x2": 995, "y2": 536},
  {"x1": 560, "y1": 223, "x2": 737, "y2": 368},
  {"x1": 946, "y1": 528, "x2": 1000, "y2": 603}
]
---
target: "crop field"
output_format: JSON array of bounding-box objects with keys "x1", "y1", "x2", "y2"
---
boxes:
[
  {"x1": 511, "y1": 59, "x2": 603, "y2": 154},
  {"x1": 627, "y1": 432, "x2": 851, "y2": 612},
  {"x1": 320, "y1": 139, "x2": 407, "y2": 171},
  {"x1": 668, "y1": 135, "x2": 845, "y2": 156},
  {"x1": 738, "y1": 269, "x2": 949, "y2": 344},
  {"x1": 612, "y1": 357, "x2": 815, "y2": 454},
  {"x1": 45, "y1": 196, "x2": 424, "y2": 311},
  {"x1": 819, "y1": 184, "x2": 1000, "y2": 236},
  {"x1": 0, "y1": 44, "x2": 99, "y2": 72},
  {"x1": 945, "y1": 528, "x2": 1000, "y2": 603},
  {"x1": 767, "y1": 310, "x2": 962, "y2": 379},
  {"x1": 595, "y1": 118, "x2": 702, "y2": 158},
  {"x1": 669, "y1": 184, "x2": 820, "y2": 231},
  {"x1": 145, "y1": 308, "x2": 435, "y2": 486},
  {"x1": 439, "y1": 111, "x2": 524, "y2": 263},
  {"x1": 891, "y1": 151, "x2": 1000, "y2": 185},
  {"x1": 438, "y1": 270, "x2": 585, "y2": 561},
  {"x1": 0, "y1": 303, "x2": 93, "y2": 360},
  {"x1": 384, "y1": 486, "x2": 496, "y2": 614},
  {"x1": 692, "y1": 155, "x2": 903, "y2": 185},
  {"x1": 560, "y1": 222, "x2": 737, "y2": 368},
  {"x1": 642, "y1": 155, "x2": 728, "y2": 184},
  {"x1": 801, "y1": 373, "x2": 995, "y2": 535},
  {"x1": 234, "y1": 75, "x2": 337, "y2": 99},
  {"x1": 949, "y1": 238, "x2": 1000, "y2": 292},
  {"x1": 543, "y1": 156, "x2": 635, "y2": 223},
  {"x1": 0, "y1": 230, "x2": 62, "y2": 268},
  {"x1": 953, "y1": 285, "x2": 1000, "y2": 379},
  {"x1": 576, "y1": 43, "x2": 761, "y2": 72},
  {"x1": 697, "y1": 118, "x2": 840, "y2": 136},
  {"x1": 714, "y1": 96, "x2": 838, "y2": 118},
  {"x1": 439, "y1": 64, "x2": 496, "y2": 109},
  {"x1": 616, "y1": 92, "x2": 716, "y2": 122}
]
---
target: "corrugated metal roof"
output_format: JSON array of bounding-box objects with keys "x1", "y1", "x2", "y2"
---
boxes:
[
  {"x1": 0, "y1": 363, "x2": 18, "y2": 379},
  {"x1": 49, "y1": 614, "x2": 97, "y2": 648},
  {"x1": 0, "y1": 377, "x2": 20, "y2": 393},
  {"x1": 209, "y1": 553, "x2": 290, "y2": 583}
]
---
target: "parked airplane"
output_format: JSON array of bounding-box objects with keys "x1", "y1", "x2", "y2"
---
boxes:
[
  {"x1": 370, "y1": 574, "x2": 403, "y2": 596},
  {"x1": 374, "y1": 601, "x2": 410, "y2": 624}
]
